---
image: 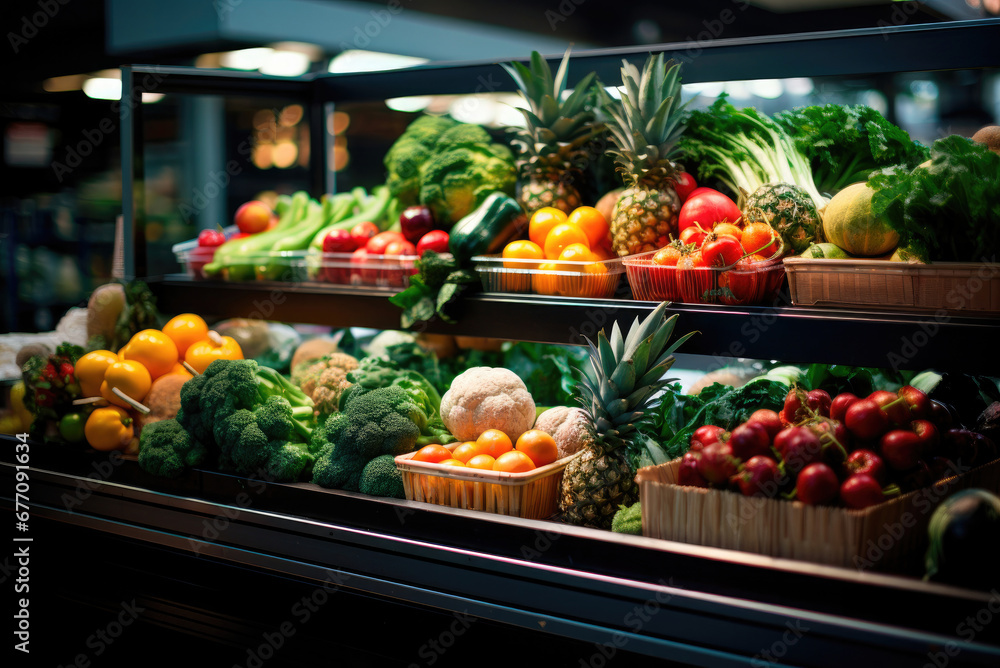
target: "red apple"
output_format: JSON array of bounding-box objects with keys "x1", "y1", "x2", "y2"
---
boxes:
[
  {"x1": 698, "y1": 441, "x2": 739, "y2": 486},
  {"x1": 747, "y1": 409, "x2": 783, "y2": 441},
  {"x1": 735, "y1": 456, "x2": 780, "y2": 498},
  {"x1": 879, "y1": 429, "x2": 924, "y2": 471},
  {"x1": 806, "y1": 389, "x2": 832, "y2": 417},
  {"x1": 678, "y1": 451, "x2": 710, "y2": 488},
  {"x1": 399, "y1": 205, "x2": 436, "y2": 243},
  {"x1": 845, "y1": 398, "x2": 890, "y2": 441},
  {"x1": 897, "y1": 385, "x2": 931, "y2": 420},
  {"x1": 845, "y1": 449, "x2": 886, "y2": 485},
  {"x1": 869, "y1": 390, "x2": 911, "y2": 427},
  {"x1": 830, "y1": 393, "x2": 860, "y2": 423},
  {"x1": 728, "y1": 422, "x2": 772, "y2": 461},
  {"x1": 234, "y1": 201, "x2": 274, "y2": 234},
  {"x1": 774, "y1": 426, "x2": 823, "y2": 474},
  {"x1": 690, "y1": 425, "x2": 726, "y2": 452},
  {"x1": 840, "y1": 474, "x2": 885, "y2": 510}
]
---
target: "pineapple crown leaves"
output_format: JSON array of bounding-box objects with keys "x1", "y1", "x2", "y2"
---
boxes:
[
  {"x1": 600, "y1": 54, "x2": 690, "y2": 182},
  {"x1": 573, "y1": 302, "x2": 698, "y2": 424},
  {"x1": 502, "y1": 48, "x2": 605, "y2": 149}
]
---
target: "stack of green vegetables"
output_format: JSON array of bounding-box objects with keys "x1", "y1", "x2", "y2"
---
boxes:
[{"x1": 138, "y1": 355, "x2": 454, "y2": 499}]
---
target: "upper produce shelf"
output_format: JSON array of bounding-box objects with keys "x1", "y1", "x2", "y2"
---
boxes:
[{"x1": 150, "y1": 275, "x2": 1000, "y2": 374}]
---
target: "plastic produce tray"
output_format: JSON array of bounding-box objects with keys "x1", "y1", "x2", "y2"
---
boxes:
[{"x1": 473, "y1": 254, "x2": 624, "y2": 299}]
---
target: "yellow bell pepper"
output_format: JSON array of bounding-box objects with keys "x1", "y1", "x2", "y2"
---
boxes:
[
  {"x1": 75, "y1": 350, "x2": 119, "y2": 398},
  {"x1": 9, "y1": 381, "x2": 33, "y2": 430},
  {"x1": 185, "y1": 331, "x2": 243, "y2": 374},
  {"x1": 85, "y1": 406, "x2": 134, "y2": 452},
  {"x1": 100, "y1": 360, "x2": 152, "y2": 408},
  {"x1": 122, "y1": 329, "x2": 179, "y2": 379}
]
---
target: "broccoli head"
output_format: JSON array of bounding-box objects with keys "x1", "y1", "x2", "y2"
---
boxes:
[
  {"x1": 419, "y1": 144, "x2": 516, "y2": 225},
  {"x1": 138, "y1": 418, "x2": 208, "y2": 479},
  {"x1": 359, "y1": 454, "x2": 405, "y2": 499},
  {"x1": 385, "y1": 115, "x2": 458, "y2": 206},
  {"x1": 215, "y1": 395, "x2": 316, "y2": 482},
  {"x1": 311, "y1": 386, "x2": 425, "y2": 491}
]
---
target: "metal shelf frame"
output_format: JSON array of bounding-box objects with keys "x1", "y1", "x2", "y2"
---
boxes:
[{"x1": 102, "y1": 19, "x2": 1000, "y2": 664}]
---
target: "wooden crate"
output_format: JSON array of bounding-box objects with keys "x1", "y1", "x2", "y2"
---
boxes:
[
  {"x1": 783, "y1": 258, "x2": 1000, "y2": 314},
  {"x1": 636, "y1": 457, "x2": 1000, "y2": 570},
  {"x1": 395, "y1": 444, "x2": 579, "y2": 520}
]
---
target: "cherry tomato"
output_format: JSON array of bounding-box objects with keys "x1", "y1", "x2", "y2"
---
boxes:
[
  {"x1": 672, "y1": 172, "x2": 698, "y2": 202},
  {"x1": 366, "y1": 231, "x2": 405, "y2": 255},
  {"x1": 701, "y1": 234, "x2": 743, "y2": 268},
  {"x1": 416, "y1": 230, "x2": 450, "y2": 255},
  {"x1": 197, "y1": 229, "x2": 226, "y2": 247},
  {"x1": 678, "y1": 225, "x2": 707, "y2": 248}
]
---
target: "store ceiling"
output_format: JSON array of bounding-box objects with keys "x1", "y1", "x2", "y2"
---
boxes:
[{"x1": 0, "y1": 0, "x2": 985, "y2": 98}]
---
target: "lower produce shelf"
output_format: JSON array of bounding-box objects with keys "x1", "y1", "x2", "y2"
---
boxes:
[{"x1": 5, "y1": 440, "x2": 1000, "y2": 667}]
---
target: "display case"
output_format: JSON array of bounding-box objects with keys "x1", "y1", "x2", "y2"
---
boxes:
[{"x1": 5, "y1": 19, "x2": 1000, "y2": 666}]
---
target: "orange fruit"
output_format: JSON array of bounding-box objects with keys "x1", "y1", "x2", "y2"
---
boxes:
[
  {"x1": 533, "y1": 261, "x2": 561, "y2": 296},
  {"x1": 412, "y1": 444, "x2": 453, "y2": 463},
  {"x1": 567, "y1": 206, "x2": 610, "y2": 249},
  {"x1": 493, "y1": 450, "x2": 536, "y2": 473},
  {"x1": 465, "y1": 454, "x2": 497, "y2": 470},
  {"x1": 476, "y1": 429, "x2": 513, "y2": 459},
  {"x1": 653, "y1": 245, "x2": 683, "y2": 266},
  {"x1": 451, "y1": 441, "x2": 487, "y2": 463},
  {"x1": 557, "y1": 243, "x2": 596, "y2": 264},
  {"x1": 439, "y1": 458, "x2": 466, "y2": 467},
  {"x1": 75, "y1": 350, "x2": 119, "y2": 398},
  {"x1": 502, "y1": 239, "x2": 544, "y2": 264},
  {"x1": 543, "y1": 223, "x2": 590, "y2": 260},
  {"x1": 713, "y1": 222, "x2": 743, "y2": 243},
  {"x1": 740, "y1": 222, "x2": 780, "y2": 258},
  {"x1": 515, "y1": 429, "x2": 559, "y2": 467},
  {"x1": 528, "y1": 207, "x2": 568, "y2": 247},
  {"x1": 123, "y1": 329, "x2": 179, "y2": 380},
  {"x1": 161, "y1": 314, "x2": 209, "y2": 359}
]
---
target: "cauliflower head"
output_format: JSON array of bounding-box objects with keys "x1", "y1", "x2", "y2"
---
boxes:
[{"x1": 439, "y1": 366, "x2": 535, "y2": 442}]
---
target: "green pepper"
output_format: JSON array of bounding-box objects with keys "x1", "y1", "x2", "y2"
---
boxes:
[{"x1": 447, "y1": 192, "x2": 528, "y2": 262}]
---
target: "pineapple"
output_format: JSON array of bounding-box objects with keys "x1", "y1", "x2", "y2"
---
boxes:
[
  {"x1": 603, "y1": 54, "x2": 689, "y2": 256},
  {"x1": 503, "y1": 49, "x2": 603, "y2": 216},
  {"x1": 560, "y1": 302, "x2": 695, "y2": 529}
]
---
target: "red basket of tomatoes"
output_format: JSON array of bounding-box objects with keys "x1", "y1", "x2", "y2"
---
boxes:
[{"x1": 623, "y1": 247, "x2": 786, "y2": 305}]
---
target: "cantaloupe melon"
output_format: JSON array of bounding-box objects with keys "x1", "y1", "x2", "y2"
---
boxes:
[{"x1": 822, "y1": 182, "x2": 899, "y2": 257}]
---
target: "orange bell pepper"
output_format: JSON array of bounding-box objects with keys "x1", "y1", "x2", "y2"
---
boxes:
[
  {"x1": 185, "y1": 331, "x2": 244, "y2": 374},
  {"x1": 122, "y1": 329, "x2": 179, "y2": 379},
  {"x1": 100, "y1": 360, "x2": 152, "y2": 408},
  {"x1": 85, "y1": 406, "x2": 134, "y2": 452},
  {"x1": 75, "y1": 350, "x2": 119, "y2": 397}
]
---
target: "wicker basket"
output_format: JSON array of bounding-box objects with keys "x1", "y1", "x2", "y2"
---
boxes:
[
  {"x1": 783, "y1": 257, "x2": 1000, "y2": 314},
  {"x1": 395, "y1": 445, "x2": 580, "y2": 520},
  {"x1": 636, "y1": 457, "x2": 1000, "y2": 571}
]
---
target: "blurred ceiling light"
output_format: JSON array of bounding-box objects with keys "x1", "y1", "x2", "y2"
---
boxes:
[
  {"x1": 449, "y1": 96, "x2": 497, "y2": 125},
  {"x1": 280, "y1": 104, "x2": 304, "y2": 126},
  {"x1": 194, "y1": 53, "x2": 223, "y2": 68},
  {"x1": 723, "y1": 81, "x2": 752, "y2": 100},
  {"x1": 683, "y1": 82, "x2": 724, "y2": 98},
  {"x1": 329, "y1": 50, "x2": 428, "y2": 74},
  {"x1": 269, "y1": 42, "x2": 323, "y2": 60},
  {"x1": 142, "y1": 93, "x2": 165, "y2": 103},
  {"x1": 785, "y1": 77, "x2": 815, "y2": 96},
  {"x1": 327, "y1": 111, "x2": 350, "y2": 135},
  {"x1": 221, "y1": 48, "x2": 274, "y2": 70},
  {"x1": 43, "y1": 74, "x2": 85, "y2": 92},
  {"x1": 495, "y1": 101, "x2": 528, "y2": 128},
  {"x1": 603, "y1": 86, "x2": 624, "y2": 100},
  {"x1": 385, "y1": 96, "x2": 432, "y2": 112},
  {"x1": 260, "y1": 50, "x2": 311, "y2": 77},
  {"x1": 272, "y1": 141, "x2": 298, "y2": 168},
  {"x1": 748, "y1": 79, "x2": 784, "y2": 99},
  {"x1": 909, "y1": 80, "x2": 940, "y2": 101},
  {"x1": 83, "y1": 78, "x2": 122, "y2": 100}
]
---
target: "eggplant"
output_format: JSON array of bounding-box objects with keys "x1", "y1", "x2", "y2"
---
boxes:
[{"x1": 925, "y1": 489, "x2": 1000, "y2": 590}]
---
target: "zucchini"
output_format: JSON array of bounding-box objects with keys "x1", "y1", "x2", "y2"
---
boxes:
[{"x1": 448, "y1": 192, "x2": 527, "y2": 262}]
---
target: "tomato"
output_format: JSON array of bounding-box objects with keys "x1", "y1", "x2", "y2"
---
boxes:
[
  {"x1": 719, "y1": 253, "x2": 766, "y2": 305},
  {"x1": 678, "y1": 189, "x2": 742, "y2": 233},
  {"x1": 528, "y1": 207, "x2": 568, "y2": 247},
  {"x1": 350, "y1": 247, "x2": 377, "y2": 285},
  {"x1": 678, "y1": 225, "x2": 707, "y2": 248},
  {"x1": 384, "y1": 239, "x2": 417, "y2": 257},
  {"x1": 412, "y1": 444, "x2": 452, "y2": 463},
  {"x1": 234, "y1": 201, "x2": 274, "y2": 234},
  {"x1": 477, "y1": 429, "x2": 513, "y2": 459},
  {"x1": 740, "y1": 222, "x2": 780, "y2": 258},
  {"x1": 514, "y1": 430, "x2": 559, "y2": 467},
  {"x1": 701, "y1": 234, "x2": 743, "y2": 268},
  {"x1": 366, "y1": 231, "x2": 405, "y2": 255},
  {"x1": 566, "y1": 206, "x2": 610, "y2": 249},
  {"x1": 322, "y1": 229, "x2": 357, "y2": 253},
  {"x1": 557, "y1": 243, "x2": 596, "y2": 263},
  {"x1": 543, "y1": 223, "x2": 589, "y2": 260},
  {"x1": 712, "y1": 222, "x2": 743, "y2": 243},
  {"x1": 350, "y1": 221, "x2": 379, "y2": 248},
  {"x1": 502, "y1": 239, "x2": 544, "y2": 268},
  {"x1": 671, "y1": 172, "x2": 698, "y2": 202},
  {"x1": 197, "y1": 229, "x2": 226, "y2": 247},
  {"x1": 451, "y1": 441, "x2": 487, "y2": 463},
  {"x1": 652, "y1": 245, "x2": 683, "y2": 267},
  {"x1": 466, "y1": 454, "x2": 497, "y2": 470},
  {"x1": 675, "y1": 251, "x2": 713, "y2": 303},
  {"x1": 416, "y1": 230, "x2": 450, "y2": 255},
  {"x1": 493, "y1": 450, "x2": 535, "y2": 473}
]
